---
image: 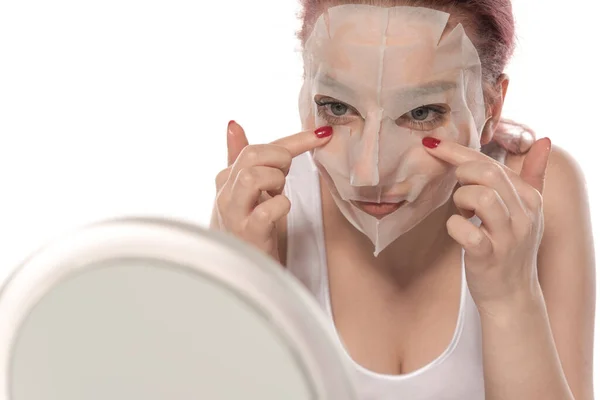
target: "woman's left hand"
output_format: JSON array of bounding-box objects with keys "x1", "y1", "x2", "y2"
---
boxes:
[{"x1": 423, "y1": 136, "x2": 553, "y2": 312}]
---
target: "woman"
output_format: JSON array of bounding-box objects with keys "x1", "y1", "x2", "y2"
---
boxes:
[{"x1": 212, "y1": 1, "x2": 595, "y2": 399}]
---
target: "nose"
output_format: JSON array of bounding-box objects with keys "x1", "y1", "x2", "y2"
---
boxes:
[{"x1": 350, "y1": 110, "x2": 381, "y2": 186}]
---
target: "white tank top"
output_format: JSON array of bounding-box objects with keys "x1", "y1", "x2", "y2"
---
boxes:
[{"x1": 284, "y1": 151, "x2": 488, "y2": 400}]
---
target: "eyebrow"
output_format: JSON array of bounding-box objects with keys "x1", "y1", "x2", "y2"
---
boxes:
[
  {"x1": 396, "y1": 80, "x2": 457, "y2": 99},
  {"x1": 317, "y1": 74, "x2": 357, "y2": 98},
  {"x1": 317, "y1": 74, "x2": 457, "y2": 101}
]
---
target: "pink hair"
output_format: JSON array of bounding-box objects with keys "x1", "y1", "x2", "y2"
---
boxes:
[{"x1": 298, "y1": 0, "x2": 516, "y2": 86}]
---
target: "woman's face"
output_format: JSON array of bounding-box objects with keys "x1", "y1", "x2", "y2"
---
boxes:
[{"x1": 299, "y1": 5, "x2": 487, "y2": 254}]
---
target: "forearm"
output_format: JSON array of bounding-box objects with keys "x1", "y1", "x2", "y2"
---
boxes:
[{"x1": 478, "y1": 285, "x2": 575, "y2": 400}]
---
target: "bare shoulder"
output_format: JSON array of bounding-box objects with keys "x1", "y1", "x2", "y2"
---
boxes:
[
  {"x1": 540, "y1": 146, "x2": 591, "y2": 232},
  {"x1": 507, "y1": 145, "x2": 596, "y2": 400},
  {"x1": 505, "y1": 144, "x2": 595, "y2": 289}
]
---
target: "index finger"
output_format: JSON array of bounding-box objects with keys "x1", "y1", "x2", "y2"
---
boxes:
[
  {"x1": 271, "y1": 126, "x2": 333, "y2": 157},
  {"x1": 422, "y1": 136, "x2": 534, "y2": 192},
  {"x1": 422, "y1": 137, "x2": 488, "y2": 167}
]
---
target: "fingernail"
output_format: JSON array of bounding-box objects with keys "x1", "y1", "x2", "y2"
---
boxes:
[
  {"x1": 422, "y1": 137, "x2": 441, "y2": 149},
  {"x1": 227, "y1": 120, "x2": 236, "y2": 135},
  {"x1": 314, "y1": 126, "x2": 333, "y2": 138}
]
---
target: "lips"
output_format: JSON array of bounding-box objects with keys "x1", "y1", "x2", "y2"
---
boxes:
[{"x1": 352, "y1": 200, "x2": 407, "y2": 218}]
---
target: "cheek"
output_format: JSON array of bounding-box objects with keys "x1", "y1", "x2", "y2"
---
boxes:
[
  {"x1": 313, "y1": 124, "x2": 356, "y2": 159},
  {"x1": 413, "y1": 156, "x2": 452, "y2": 178},
  {"x1": 387, "y1": 151, "x2": 454, "y2": 185},
  {"x1": 314, "y1": 117, "x2": 364, "y2": 152},
  {"x1": 347, "y1": 119, "x2": 365, "y2": 134},
  {"x1": 446, "y1": 111, "x2": 481, "y2": 146},
  {"x1": 400, "y1": 158, "x2": 456, "y2": 203}
]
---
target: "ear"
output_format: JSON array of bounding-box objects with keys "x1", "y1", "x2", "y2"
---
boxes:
[{"x1": 480, "y1": 74, "x2": 510, "y2": 146}]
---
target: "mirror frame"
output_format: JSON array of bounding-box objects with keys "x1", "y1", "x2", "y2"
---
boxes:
[{"x1": 0, "y1": 217, "x2": 357, "y2": 400}]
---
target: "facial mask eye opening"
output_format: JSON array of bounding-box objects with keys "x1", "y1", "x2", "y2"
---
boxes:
[
  {"x1": 395, "y1": 104, "x2": 450, "y2": 131},
  {"x1": 314, "y1": 95, "x2": 362, "y2": 125}
]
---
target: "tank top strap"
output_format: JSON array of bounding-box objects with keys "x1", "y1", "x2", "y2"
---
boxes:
[{"x1": 284, "y1": 151, "x2": 329, "y2": 305}]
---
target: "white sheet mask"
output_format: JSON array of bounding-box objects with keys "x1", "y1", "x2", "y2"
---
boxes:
[{"x1": 298, "y1": 5, "x2": 487, "y2": 255}]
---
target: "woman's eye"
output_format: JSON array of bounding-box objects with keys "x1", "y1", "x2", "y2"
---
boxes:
[
  {"x1": 397, "y1": 105, "x2": 449, "y2": 131},
  {"x1": 314, "y1": 97, "x2": 359, "y2": 124},
  {"x1": 330, "y1": 103, "x2": 349, "y2": 116},
  {"x1": 410, "y1": 107, "x2": 430, "y2": 121}
]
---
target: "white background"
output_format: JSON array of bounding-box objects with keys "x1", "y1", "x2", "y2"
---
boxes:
[{"x1": 1, "y1": 0, "x2": 599, "y2": 391}]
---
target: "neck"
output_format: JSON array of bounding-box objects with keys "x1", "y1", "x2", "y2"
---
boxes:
[{"x1": 379, "y1": 197, "x2": 459, "y2": 275}]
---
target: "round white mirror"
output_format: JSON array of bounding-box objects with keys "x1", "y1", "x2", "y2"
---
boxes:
[{"x1": 0, "y1": 218, "x2": 356, "y2": 400}]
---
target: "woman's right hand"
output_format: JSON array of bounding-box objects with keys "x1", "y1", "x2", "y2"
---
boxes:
[{"x1": 211, "y1": 121, "x2": 332, "y2": 263}]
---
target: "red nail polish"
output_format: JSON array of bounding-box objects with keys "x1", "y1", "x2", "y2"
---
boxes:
[
  {"x1": 314, "y1": 126, "x2": 333, "y2": 138},
  {"x1": 422, "y1": 137, "x2": 440, "y2": 149}
]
